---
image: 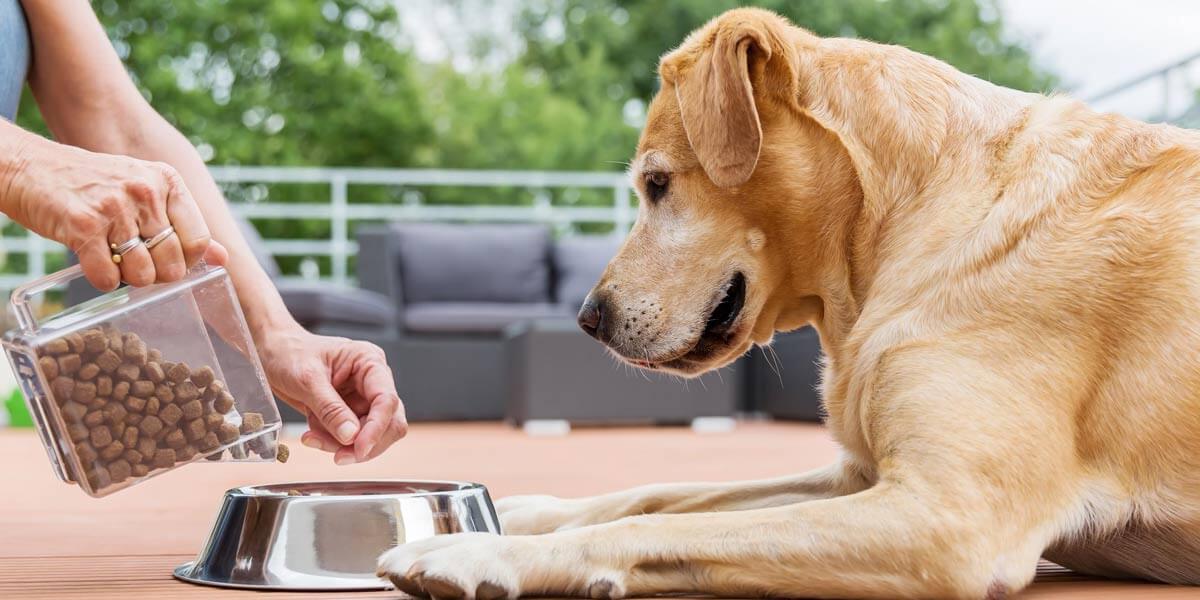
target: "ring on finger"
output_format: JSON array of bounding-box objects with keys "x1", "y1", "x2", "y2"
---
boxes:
[
  {"x1": 143, "y1": 225, "x2": 176, "y2": 251},
  {"x1": 109, "y1": 236, "x2": 143, "y2": 264}
]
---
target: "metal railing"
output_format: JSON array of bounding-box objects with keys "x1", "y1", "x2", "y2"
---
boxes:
[
  {"x1": 0, "y1": 167, "x2": 634, "y2": 289},
  {"x1": 1087, "y1": 49, "x2": 1200, "y2": 126}
]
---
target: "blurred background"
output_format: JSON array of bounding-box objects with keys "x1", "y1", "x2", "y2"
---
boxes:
[{"x1": 2, "y1": 0, "x2": 1198, "y2": 428}]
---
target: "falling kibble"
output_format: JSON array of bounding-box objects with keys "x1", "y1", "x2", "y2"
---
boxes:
[{"x1": 276, "y1": 443, "x2": 290, "y2": 463}]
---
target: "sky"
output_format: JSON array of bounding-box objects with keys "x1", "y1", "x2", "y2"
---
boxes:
[
  {"x1": 1000, "y1": 0, "x2": 1200, "y2": 119},
  {"x1": 399, "y1": 1, "x2": 1200, "y2": 122}
]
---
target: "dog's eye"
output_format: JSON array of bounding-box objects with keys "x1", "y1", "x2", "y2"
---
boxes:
[{"x1": 644, "y1": 171, "x2": 669, "y2": 203}]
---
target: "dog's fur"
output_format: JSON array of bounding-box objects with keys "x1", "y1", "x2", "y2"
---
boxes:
[{"x1": 379, "y1": 8, "x2": 1200, "y2": 599}]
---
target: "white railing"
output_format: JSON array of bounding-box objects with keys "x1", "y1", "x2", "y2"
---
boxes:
[
  {"x1": 1087, "y1": 49, "x2": 1200, "y2": 126},
  {"x1": 0, "y1": 167, "x2": 634, "y2": 289}
]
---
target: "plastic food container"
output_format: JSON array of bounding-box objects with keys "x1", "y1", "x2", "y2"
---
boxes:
[{"x1": 3, "y1": 263, "x2": 282, "y2": 497}]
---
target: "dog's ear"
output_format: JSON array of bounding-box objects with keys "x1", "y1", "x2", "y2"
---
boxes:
[{"x1": 664, "y1": 19, "x2": 775, "y2": 188}]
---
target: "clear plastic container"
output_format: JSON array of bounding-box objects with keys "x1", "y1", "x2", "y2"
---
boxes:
[{"x1": 3, "y1": 263, "x2": 282, "y2": 497}]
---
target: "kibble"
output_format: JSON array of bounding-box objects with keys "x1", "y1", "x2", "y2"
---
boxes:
[
  {"x1": 108, "y1": 459, "x2": 131, "y2": 483},
  {"x1": 65, "y1": 333, "x2": 85, "y2": 354},
  {"x1": 175, "y1": 381, "x2": 199, "y2": 402},
  {"x1": 103, "y1": 403, "x2": 127, "y2": 425},
  {"x1": 99, "y1": 441, "x2": 124, "y2": 461},
  {"x1": 83, "y1": 411, "x2": 105, "y2": 427},
  {"x1": 137, "y1": 437, "x2": 157, "y2": 459},
  {"x1": 165, "y1": 430, "x2": 187, "y2": 450},
  {"x1": 70, "y1": 382, "x2": 96, "y2": 404},
  {"x1": 153, "y1": 449, "x2": 176, "y2": 469},
  {"x1": 276, "y1": 443, "x2": 290, "y2": 463},
  {"x1": 96, "y1": 350, "x2": 121, "y2": 373},
  {"x1": 191, "y1": 366, "x2": 215, "y2": 387},
  {"x1": 214, "y1": 392, "x2": 234, "y2": 414},
  {"x1": 167, "y1": 362, "x2": 190, "y2": 384},
  {"x1": 139, "y1": 415, "x2": 163, "y2": 437},
  {"x1": 121, "y1": 425, "x2": 138, "y2": 449},
  {"x1": 62, "y1": 401, "x2": 88, "y2": 422},
  {"x1": 216, "y1": 422, "x2": 240, "y2": 444},
  {"x1": 67, "y1": 423, "x2": 89, "y2": 443},
  {"x1": 185, "y1": 418, "x2": 207, "y2": 442},
  {"x1": 130, "y1": 380, "x2": 154, "y2": 397},
  {"x1": 77, "y1": 363, "x2": 100, "y2": 381},
  {"x1": 41, "y1": 326, "x2": 251, "y2": 494},
  {"x1": 89, "y1": 426, "x2": 112, "y2": 448},
  {"x1": 124, "y1": 395, "x2": 146, "y2": 413},
  {"x1": 240, "y1": 412, "x2": 264, "y2": 434},
  {"x1": 51, "y1": 377, "x2": 73, "y2": 402},
  {"x1": 58, "y1": 354, "x2": 81, "y2": 376},
  {"x1": 82, "y1": 329, "x2": 108, "y2": 354},
  {"x1": 155, "y1": 384, "x2": 174, "y2": 404},
  {"x1": 116, "y1": 363, "x2": 140, "y2": 382},
  {"x1": 199, "y1": 431, "x2": 220, "y2": 452},
  {"x1": 39, "y1": 356, "x2": 59, "y2": 379},
  {"x1": 144, "y1": 362, "x2": 165, "y2": 383},
  {"x1": 160, "y1": 403, "x2": 183, "y2": 426},
  {"x1": 181, "y1": 399, "x2": 203, "y2": 420},
  {"x1": 96, "y1": 376, "x2": 113, "y2": 397}
]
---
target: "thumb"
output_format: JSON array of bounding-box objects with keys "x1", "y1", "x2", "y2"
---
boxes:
[{"x1": 304, "y1": 374, "x2": 361, "y2": 445}]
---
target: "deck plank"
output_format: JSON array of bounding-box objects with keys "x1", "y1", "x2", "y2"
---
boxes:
[{"x1": 0, "y1": 424, "x2": 1194, "y2": 598}]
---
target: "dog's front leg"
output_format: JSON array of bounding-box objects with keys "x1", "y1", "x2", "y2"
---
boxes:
[
  {"x1": 379, "y1": 479, "x2": 1046, "y2": 599},
  {"x1": 497, "y1": 460, "x2": 869, "y2": 534}
]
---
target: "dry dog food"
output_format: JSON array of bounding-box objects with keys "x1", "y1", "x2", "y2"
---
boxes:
[{"x1": 37, "y1": 326, "x2": 272, "y2": 493}]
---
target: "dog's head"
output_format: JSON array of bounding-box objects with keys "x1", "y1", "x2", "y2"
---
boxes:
[{"x1": 579, "y1": 9, "x2": 857, "y2": 376}]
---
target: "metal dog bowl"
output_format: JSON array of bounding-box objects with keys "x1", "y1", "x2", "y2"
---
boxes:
[{"x1": 174, "y1": 480, "x2": 501, "y2": 591}]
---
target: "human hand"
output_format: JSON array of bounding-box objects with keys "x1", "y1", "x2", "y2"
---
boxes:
[
  {"x1": 1, "y1": 136, "x2": 226, "y2": 290},
  {"x1": 257, "y1": 325, "x2": 407, "y2": 464}
]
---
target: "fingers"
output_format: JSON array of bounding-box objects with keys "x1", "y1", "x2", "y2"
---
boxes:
[
  {"x1": 203, "y1": 240, "x2": 229, "y2": 266},
  {"x1": 161, "y1": 165, "x2": 213, "y2": 269},
  {"x1": 76, "y1": 235, "x2": 121, "y2": 291},
  {"x1": 299, "y1": 365, "x2": 362, "y2": 447},
  {"x1": 348, "y1": 344, "x2": 407, "y2": 462},
  {"x1": 109, "y1": 215, "x2": 156, "y2": 287}
]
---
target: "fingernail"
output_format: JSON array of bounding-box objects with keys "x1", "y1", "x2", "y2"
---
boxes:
[
  {"x1": 301, "y1": 436, "x2": 322, "y2": 450},
  {"x1": 335, "y1": 422, "x2": 358, "y2": 444},
  {"x1": 335, "y1": 454, "x2": 356, "y2": 466}
]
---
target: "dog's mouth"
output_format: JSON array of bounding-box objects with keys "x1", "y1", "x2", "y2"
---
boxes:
[{"x1": 631, "y1": 272, "x2": 747, "y2": 371}]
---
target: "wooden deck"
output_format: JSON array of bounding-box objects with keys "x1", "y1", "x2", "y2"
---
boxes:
[{"x1": 1, "y1": 423, "x2": 1196, "y2": 599}]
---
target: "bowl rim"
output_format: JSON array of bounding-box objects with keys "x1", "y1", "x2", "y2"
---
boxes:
[{"x1": 228, "y1": 479, "x2": 489, "y2": 498}]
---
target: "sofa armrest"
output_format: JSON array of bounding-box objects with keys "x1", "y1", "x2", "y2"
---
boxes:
[{"x1": 355, "y1": 224, "x2": 405, "y2": 326}]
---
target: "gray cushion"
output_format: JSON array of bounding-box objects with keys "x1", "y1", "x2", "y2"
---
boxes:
[
  {"x1": 404, "y1": 302, "x2": 570, "y2": 334},
  {"x1": 276, "y1": 282, "x2": 397, "y2": 328},
  {"x1": 553, "y1": 235, "x2": 620, "y2": 311},
  {"x1": 395, "y1": 223, "x2": 551, "y2": 304}
]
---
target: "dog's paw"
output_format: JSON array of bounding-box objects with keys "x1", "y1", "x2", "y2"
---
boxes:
[
  {"x1": 496, "y1": 494, "x2": 590, "y2": 535},
  {"x1": 377, "y1": 533, "x2": 521, "y2": 599}
]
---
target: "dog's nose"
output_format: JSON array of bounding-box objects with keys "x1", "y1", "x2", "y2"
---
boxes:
[{"x1": 577, "y1": 295, "x2": 605, "y2": 340}]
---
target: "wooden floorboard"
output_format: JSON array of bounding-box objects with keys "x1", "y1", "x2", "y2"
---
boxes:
[{"x1": 1, "y1": 424, "x2": 1196, "y2": 599}]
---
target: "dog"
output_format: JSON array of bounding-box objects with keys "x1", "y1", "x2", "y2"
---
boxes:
[{"x1": 379, "y1": 7, "x2": 1200, "y2": 598}]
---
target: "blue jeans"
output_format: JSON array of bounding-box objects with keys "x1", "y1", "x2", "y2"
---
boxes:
[{"x1": 0, "y1": 0, "x2": 30, "y2": 121}]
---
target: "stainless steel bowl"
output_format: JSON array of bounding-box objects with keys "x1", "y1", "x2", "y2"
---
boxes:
[{"x1": 174, "y1": 480, "x2": 501, "y2": 591}]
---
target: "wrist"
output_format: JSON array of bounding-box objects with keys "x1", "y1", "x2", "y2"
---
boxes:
[{"x1": 0, "y1": 124, "x2": 42, "y2": 217}]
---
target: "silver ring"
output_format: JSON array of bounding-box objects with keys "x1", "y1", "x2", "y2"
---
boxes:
[
  {"x1": 109, "y1": 236, "x2": 142, "y2": 256},
  {"x1": 143, "y1": 225, "x2": 176, "y2": 250}
]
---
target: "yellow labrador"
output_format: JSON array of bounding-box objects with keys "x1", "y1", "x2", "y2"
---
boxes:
[{"x1": 379, "y1": 8, "x2": 1200, "y2": 598}]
